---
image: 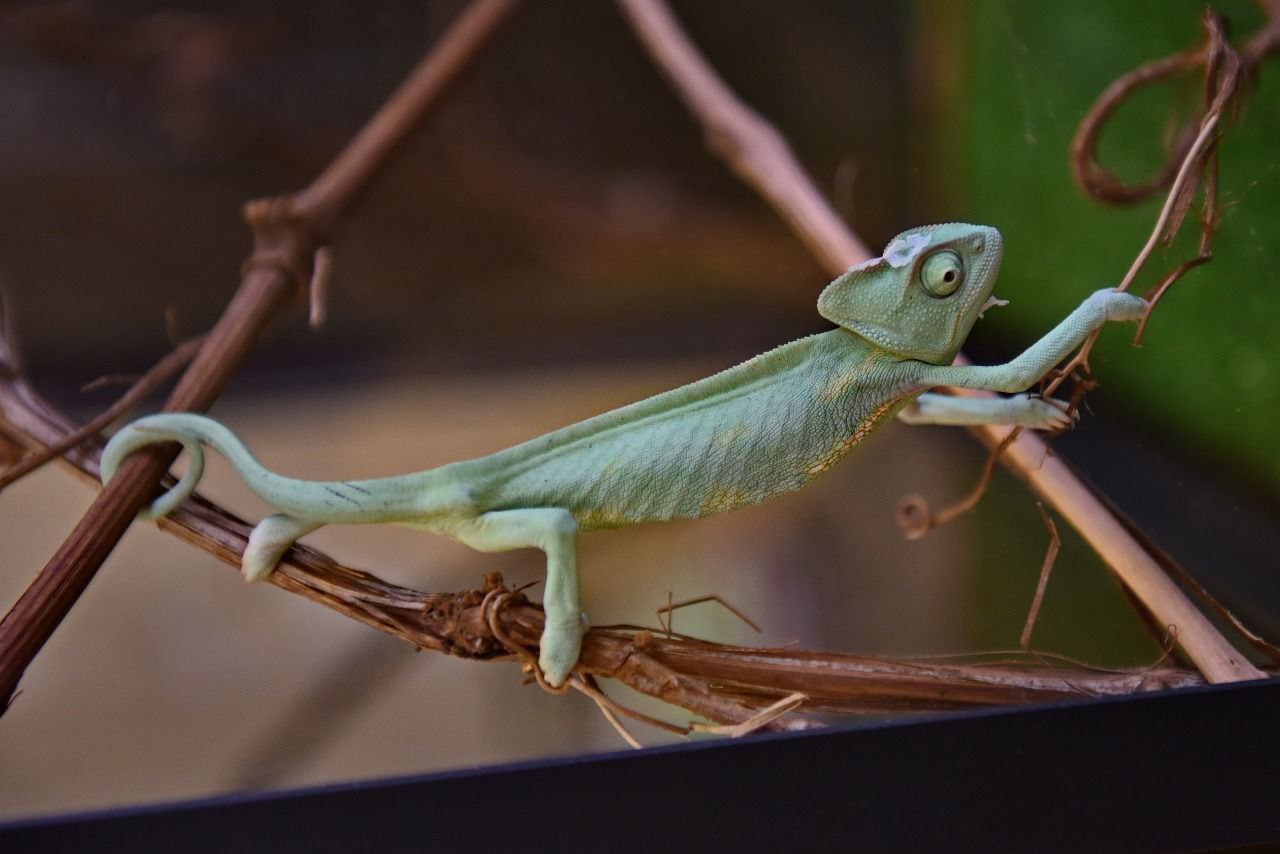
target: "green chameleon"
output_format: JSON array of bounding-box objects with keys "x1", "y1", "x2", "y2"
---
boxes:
[{"x1": 101, "y1": 223, "x2": 1147, "y2": 686}]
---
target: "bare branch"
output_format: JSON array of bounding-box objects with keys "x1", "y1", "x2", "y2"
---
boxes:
[
  {"x1": 614, "y1": 0, "x2": 873, "y2": 272},
  {"x1": 1020, "y1": 506, "x2": 1061, "y2": 650}
]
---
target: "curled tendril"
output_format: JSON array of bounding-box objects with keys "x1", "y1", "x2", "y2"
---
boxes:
[
  {"x1": 896, "y1": 494, "x2": 933, "y2": 541},
  {"x1": 1071, "y1": 6, "x2": 1276, "y2": 207}
]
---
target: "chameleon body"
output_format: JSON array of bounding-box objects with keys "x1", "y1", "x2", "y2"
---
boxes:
[{"x1": 101, "y1": 224, "x2": 1148, "y2": 685}]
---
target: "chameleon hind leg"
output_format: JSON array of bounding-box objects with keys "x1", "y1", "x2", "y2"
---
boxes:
[
  {"x1": 452, "y1": 508, "x2": 585, "y2": 686},
  {"x1": 243, "y1": 513, "x2": 323, "y2": 582}
]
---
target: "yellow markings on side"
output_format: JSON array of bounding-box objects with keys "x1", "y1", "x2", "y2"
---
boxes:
[
  {"x1": 802, "y1": 395, "x2": 906, "y2": 481},
  {"x1": 818, "y1": 363, "x2": 871, "y2": 402},
  {"x1": 575, "y1": 505, "x2": 633, "y2": 531},
  {"x1": 711, "y1": 422, "x2": 749, "y2": 448},
  {"x1": 697, "y1": 485, "x2": 758, "y2": 516},
  {"x1": 598, "y1": 456, "x2": 625, "y2": 480}
]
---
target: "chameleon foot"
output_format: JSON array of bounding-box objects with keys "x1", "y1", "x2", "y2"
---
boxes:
[
  {"x1": 1094, "y1": 289, "x2": 1148, "y2": 323},
  {"x1": 538, "y1": 612, "x2": 588, "y2": 687},
  {"x1": 1011, "y1": 395, "x2": 1075, "y2": 431}
]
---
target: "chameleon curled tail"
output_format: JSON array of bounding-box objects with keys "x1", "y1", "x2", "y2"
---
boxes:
[
  {"x1": 101, "y1": 413, "x2": 240, "y2": 520},
  {"x1": 100, "y1": 413, "x2": 402, "y2": 525}
]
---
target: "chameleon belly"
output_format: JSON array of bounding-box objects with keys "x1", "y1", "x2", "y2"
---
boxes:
[{"x1": 458, "y1": 330, "x2": 914, "y2": 530}]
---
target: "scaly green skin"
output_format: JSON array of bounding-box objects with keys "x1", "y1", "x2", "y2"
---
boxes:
[{"x1": 100, "y1": 224, "x2": 1148, "y2": 685}]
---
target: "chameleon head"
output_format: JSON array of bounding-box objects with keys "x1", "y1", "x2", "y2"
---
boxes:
[{"x1": 816, "y1": 223, "x2": 1003, "y2": 365}]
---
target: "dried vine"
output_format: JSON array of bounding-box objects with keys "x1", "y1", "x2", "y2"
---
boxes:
[{"x1": 1070, "y1": 2, "x2": 1280, "y2": 206}]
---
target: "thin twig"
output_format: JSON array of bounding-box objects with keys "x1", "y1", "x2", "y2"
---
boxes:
[
  {"x1": 896, "y1": 428, "x2": 1023, "y2": 539},
  {"x1": 613, "y1": 0, "x2": 873, "y2": 272},
  {"x1": 657, "y1": 594, "x2": 763, "y2": 635},
  {"x1": 691, "y1": 692, "x2": 807, "y2": 738},
  {"x1": 1020, "y1": 506, "x2": 1061, "y2": 650},
  {"x1": 571, "y1": 674, "x2": 689, "y2": 742},
  {"x1": 1044, "y1": 14, "x2": 1237, "y2": 403},
  {"x1": 0, "y1": 335, "x2": 204, "y2": 492},
  {"x1": 1116, "y1": 115, "x2": 1219, "y2": 293},
  {"x1": 1071, "y1": 5, "x2": 1279, "y2": 206}
]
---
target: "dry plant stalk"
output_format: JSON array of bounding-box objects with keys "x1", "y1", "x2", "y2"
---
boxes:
[{"x1": 616, "y1": 0, "x2": 1266, "y2": 684}]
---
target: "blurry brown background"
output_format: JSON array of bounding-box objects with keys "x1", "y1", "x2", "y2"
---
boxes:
[{"x1": 1, "y1": 0, "x2": 1275, "y2": 820}]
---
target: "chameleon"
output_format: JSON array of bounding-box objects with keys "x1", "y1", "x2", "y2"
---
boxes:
[{"x1": 101, "y1": 223, "x2": 1148, "y2": 686}]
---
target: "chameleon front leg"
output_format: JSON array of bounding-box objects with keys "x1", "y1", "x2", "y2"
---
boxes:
[
  {"x1": 898, "y1": 393, "x2": 1074, "y2": 430},
  {"x1": 916, "y1": 288, "x2": 1147, "y2": 393},
  {"x1": 453, "y1": 508, "x2": 585, "y2": 686}
]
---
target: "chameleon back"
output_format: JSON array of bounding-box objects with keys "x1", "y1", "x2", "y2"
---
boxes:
[{"x1": 455, "y1": 330, "x2": 917, "y2": 530}]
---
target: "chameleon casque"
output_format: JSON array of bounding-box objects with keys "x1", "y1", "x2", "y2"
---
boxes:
[{"x1": 101, "y1": 223, "x2": 1147, "y2": 686}]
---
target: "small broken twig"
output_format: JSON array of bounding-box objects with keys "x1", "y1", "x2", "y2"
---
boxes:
[
  {"x1": 1020, "y1": 505, "x2": 1062, "y2": 650},
  {"x1": 0, "y1": 335, "x2": 204, "y2": 492},
  {"x1": 657, "y1": 593, "x2": 763, "y2": 636}
]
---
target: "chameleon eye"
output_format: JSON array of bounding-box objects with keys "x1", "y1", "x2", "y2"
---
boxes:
[{"x1": 920, "y1": 250, "x2": 964, "y2": 297}]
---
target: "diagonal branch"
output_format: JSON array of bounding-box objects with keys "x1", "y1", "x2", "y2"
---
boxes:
[
  {"x1": 615, "y1": 0, "x2": 1264, "y2": 684},
  {"x1": 613, "y1": 0, "x2": 873, "y2": 272},
  {"x1": 0, "y1": 0, "x2": 521, "y2": 709}
]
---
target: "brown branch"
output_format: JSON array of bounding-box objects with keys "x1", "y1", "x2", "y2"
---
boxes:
[
  {"x1": 612, "y1": 0, "x2": 873, "y2": 272},
  {"x1": 0, "y1": 367, "x2": 1223, "y2": 733},
  {"x1": 0, "y1": 0, "x2": 520, "y2": 709},
  {"x1": 617, "y1": 0, "x2": 1264, "y2": 683}
]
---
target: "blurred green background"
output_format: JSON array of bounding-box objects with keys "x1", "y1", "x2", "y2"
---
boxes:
[
  {"x1": 0, "y1": 0, "x2": 1276, "y2": 819},
  {"x1": 959, "y1": 0, "x2": 1280, "y2": 493}
]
